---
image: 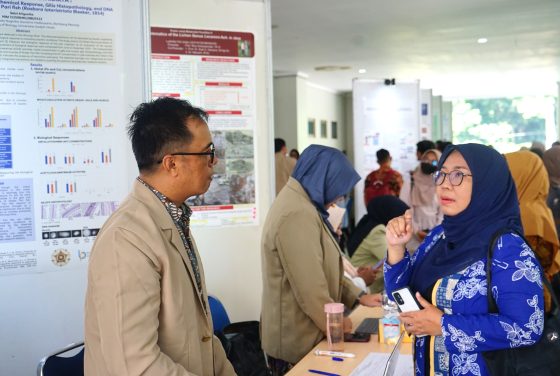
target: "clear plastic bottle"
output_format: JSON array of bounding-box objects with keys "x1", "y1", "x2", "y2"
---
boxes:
[
  {"x1": 380, "y1": 290, "x2": 401, "y2": 344},
  {"x1": 324, "y1": 302, "x2": 344, "y2": 351}
]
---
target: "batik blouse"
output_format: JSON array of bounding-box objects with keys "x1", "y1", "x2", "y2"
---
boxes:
[{"x1": 385, "y1": 226, "x2": 544, "y2": 376}]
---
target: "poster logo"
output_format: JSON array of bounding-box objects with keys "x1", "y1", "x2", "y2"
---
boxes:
[{"x1": 51, "y1": 248, "x2": 70, "y2": 267}]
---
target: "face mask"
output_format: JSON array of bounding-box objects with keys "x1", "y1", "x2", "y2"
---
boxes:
[
  {"x1": 421, "y1": 162, "x2": 438, "y2": 175},
  {"x1": 327, "y1": 204, "x2": 346, "y2": 231}
]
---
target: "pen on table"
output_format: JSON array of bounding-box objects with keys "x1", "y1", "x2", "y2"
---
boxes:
[
  {"x1": 332, "y1": 357, "x2": 344, "y2": 362},
  {"x1": 308, "y1": 369, "x2": 341, "y2": 376}
]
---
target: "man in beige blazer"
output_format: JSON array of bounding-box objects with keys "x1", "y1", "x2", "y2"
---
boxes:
[{"x1": 84, "y1": 97, "x2": 236, "y2": 375}]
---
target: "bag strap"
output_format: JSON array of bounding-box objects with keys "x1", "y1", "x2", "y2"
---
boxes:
[{"x1": 485, "y1": 229, "x2": 560, "y2": 316}]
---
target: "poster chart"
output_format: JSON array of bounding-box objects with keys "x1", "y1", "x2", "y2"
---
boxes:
[
  {"x1": 151, "y1": 27, "x2": 257, "y2": 226},
  {"x1": 0, "y1": 1, "x2": 129, "y2": 275},
  {"x1": 352, "y1": 80, "x2": 420, "y2": 220}
]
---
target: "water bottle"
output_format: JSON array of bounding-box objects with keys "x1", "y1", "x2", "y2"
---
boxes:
[
  {"x1": 324, "y1": 303, "x2": 344, "y2": 351},
  {"x1": 380, "y1": 290, "x2": 401, "y2": 344}
]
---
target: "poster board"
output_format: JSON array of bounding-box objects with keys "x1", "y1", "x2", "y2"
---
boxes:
[
  {"x1": 352, "y1": 79, "x2": 420, "y2": 220},
  {"x1": 151, "y1": 27, "x2": 258, "y2": 226},
  {"x1": 0, "y1": 1, "x2": 148, "y2": 374}
]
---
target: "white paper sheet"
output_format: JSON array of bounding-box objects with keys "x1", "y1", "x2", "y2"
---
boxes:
[{"x1": 349, "y1": 353, "x2": 413, "y2": 376}]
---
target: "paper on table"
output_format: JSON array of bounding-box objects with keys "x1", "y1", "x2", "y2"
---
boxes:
[
  {"x1": 349, "y1": 353, "x2": 389, "y2": 376},
  {"x1": 327, "y1": 205, "x2": 346, "y2": 231},
  {"x1": 349, "y1": 353, "x2": 413, "y2": 376}
]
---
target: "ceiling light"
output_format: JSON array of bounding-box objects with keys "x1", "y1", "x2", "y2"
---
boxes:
[
  {"x1": 358, "y1": 68, "x2": 367, "y2": 74},
  {"x1": 314, "y1": 65, "x2": 352, "y2": 72},
  {"x1": 477, "y1": 38, "x2": 488, "y2": 44}
]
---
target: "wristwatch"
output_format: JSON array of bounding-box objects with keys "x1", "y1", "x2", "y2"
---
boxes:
[{"x1": 354, "y1": 291, "x2": 367, "y2": 308}]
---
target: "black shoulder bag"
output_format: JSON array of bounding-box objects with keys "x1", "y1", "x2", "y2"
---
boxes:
[{"x1": 482, "y1": 230, "x2": 560, "y2": 376}]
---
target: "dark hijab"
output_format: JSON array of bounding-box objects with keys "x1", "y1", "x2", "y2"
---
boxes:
[
  {"x1": 410, "y1": 143, "x2": 522, "y2": 295},
  {"x1": 292, "y1": 145, "x2": 360, "y2": 230},
  {"x1": 347, "y1": 196, "x2": 409, "y2": 256}
]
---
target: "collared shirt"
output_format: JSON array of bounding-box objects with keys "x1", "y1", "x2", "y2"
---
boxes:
[{"x1": 137, "y1": 177, "x2": 204, "y2": 309}]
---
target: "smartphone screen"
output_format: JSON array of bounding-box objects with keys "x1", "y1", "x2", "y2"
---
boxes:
[{"x1": 344, "y1": 332, "x2": 371, "y2": 342}]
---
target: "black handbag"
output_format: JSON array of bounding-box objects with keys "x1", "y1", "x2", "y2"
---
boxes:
[{"x1": 482, "y1": 230, "x2": 560, "y2": 376}]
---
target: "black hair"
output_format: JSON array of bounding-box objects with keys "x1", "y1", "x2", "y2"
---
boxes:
[
  {"x1": 376, "y1": 148, "x2": 391, "y2": 163},
  {"x1": 274, "y1": 138, "x2": 286, "y2": 153},
  {"x1": 289, "y1": 148, "x2": 300, "y2": 159},
  {"x1": 127, "y1": 97, "x2": 208, "y2": 172},
  {"x1": 417, "y1": 140, "x2": 436, "y2": 155}
]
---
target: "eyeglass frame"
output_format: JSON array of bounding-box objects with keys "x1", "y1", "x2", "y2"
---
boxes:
[
  {"x1": 432, "y1": 169, "x2": 473, "y2": 186},
  {"x1": 156, "y1": 143, "x2": 215, "y2": 164}
]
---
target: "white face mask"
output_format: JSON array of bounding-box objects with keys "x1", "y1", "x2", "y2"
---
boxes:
[{"x1": 327, "y1": 204, "x2": 346, "y2": 231}]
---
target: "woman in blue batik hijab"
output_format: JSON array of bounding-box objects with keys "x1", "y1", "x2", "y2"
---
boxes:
[
  {"x1": 384, "y1": 143, "x2": 544, "y2": 376},
  {"x1": 261, "y1": 145, "x2": 382, "y2": 375}
]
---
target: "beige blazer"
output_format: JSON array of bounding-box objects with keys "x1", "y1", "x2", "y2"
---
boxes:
[
  {"x1": 261, "y1": 178, "x2": 362, "y2": 364},
  {"x1": 275, "y1": 152, "x2": 296, "y2": 195},
  {"x1": 84, "y1": 180, "x2": 236, "y2": 376}
]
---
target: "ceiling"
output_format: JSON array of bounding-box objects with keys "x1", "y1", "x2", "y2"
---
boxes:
[{"x1": 270, "y1": 0, "x2": 560, "y2": 98}]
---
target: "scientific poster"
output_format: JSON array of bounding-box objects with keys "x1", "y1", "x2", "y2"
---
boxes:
[
  {"x1": 352, "y1": 80, "x2": 420, "y2": 220},
  {"x1": 151, "y1": 27, "x2": 257, "y2": 226},
  {"x1": 0, "y1": 1, "x2": 130, "y2": 275}
]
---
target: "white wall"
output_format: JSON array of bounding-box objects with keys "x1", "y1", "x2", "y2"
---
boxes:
[
  {"x1": 273, "y1": 75, "x2": 347, "y2": 153},
  {"x1": 273, "y1": 76, "x2": 298, "y2": 151},
  {"x1": 149, "y1": 0, "x2": 273, "y2": 322}
]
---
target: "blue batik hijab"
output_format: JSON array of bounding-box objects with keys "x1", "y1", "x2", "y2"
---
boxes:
[
  {"x1": 410, "y1": 143, "x2": 522, "y2": 295},
  {"x1": 292, "y1": 145, "x2": 360, "y2": 231}
]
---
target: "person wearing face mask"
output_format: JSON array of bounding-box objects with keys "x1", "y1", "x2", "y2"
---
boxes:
[
  {"x1": 384, "y1": 143, "x2": 545, "y2": 376},
  {"x1": 399, "y1": 148, "x2": 443, "y2": 251},
  {"x1": 261, "y1": 145, "x2": 382, "y2": 375}
]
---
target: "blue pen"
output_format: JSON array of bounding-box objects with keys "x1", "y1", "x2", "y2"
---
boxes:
[
  {"x1": 332, "y1": 357, "x2": 344, "y2": 362},
  {"x1": 308, "y1": 369, "x2": 341, "y2": 376}
]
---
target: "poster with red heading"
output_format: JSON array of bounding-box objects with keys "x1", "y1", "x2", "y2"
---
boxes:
[{"x1": 151, "y1": 27, "x2": 257, "y2": 226}]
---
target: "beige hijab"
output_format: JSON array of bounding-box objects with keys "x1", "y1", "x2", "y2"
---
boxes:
[
  {"x1": 411, "y1": 149, "x2": 442, "y2": 206},
  {"x1": 505, "y1": 150, "x2": 559, "y2": 246},
  {"x1": 543, "y1": 146, "x2": 560, "y2": 188}
]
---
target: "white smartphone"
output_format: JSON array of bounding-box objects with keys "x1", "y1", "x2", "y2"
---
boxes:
[{"x1": 391, "y1": 286, "x2": 422, "y2": 313}]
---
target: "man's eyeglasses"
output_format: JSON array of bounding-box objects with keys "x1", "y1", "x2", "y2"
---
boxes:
[
  {"x1": 157, "y1": 143, "x2": 215, "y2": 164},
  {"x1": 433, "y1": 170, "x2": 472, "y2": 186}
]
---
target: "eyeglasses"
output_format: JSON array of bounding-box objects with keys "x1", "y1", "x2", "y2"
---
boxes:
[
  {"x1": 433, "y1": 170, "x2": 472, "y2": 186},
  {"x1": 157, "y1": 143, "x2": 215, "y2": 164}
]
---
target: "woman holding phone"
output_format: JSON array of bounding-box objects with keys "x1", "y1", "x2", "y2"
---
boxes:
[{"x1": 384, "y1": 143, "x2": 544, "y2": 376}]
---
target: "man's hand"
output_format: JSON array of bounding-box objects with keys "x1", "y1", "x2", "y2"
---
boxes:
[{"x1": 357, "y1": 266, "x2": 379, "y2": 286}]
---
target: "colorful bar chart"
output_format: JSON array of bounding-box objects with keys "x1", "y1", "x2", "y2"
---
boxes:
[
  {"x1": 44, "y1": 107, "x2": 55, "y2": 128},
  {"x1": 46, "y1": 181, "x2": 77, "y2": 194},
  {"x1": 64, "y1": 154, "x2": 75, "y2": 165},
  {"x1": 100, "y1": 148, "x2": 112, "y2": 164},
  {"x1": 41, "y1": 107, "x2": 113, "y2": 128},
  {"x1": 44, "y1": 154, "x2": 56, "y2": 165},
  {"x1": 92, "y1": 109, "x2": 102, "y2": 128},
  {"x1": 69, "y1": 107, "x2": 79, "y2": 128},
  {"x1": 65, "y1": 182, "x2": 77, "y2": 193},
  {"x1": 46, "y1": 181, "x2": 58, "y2": 194}
]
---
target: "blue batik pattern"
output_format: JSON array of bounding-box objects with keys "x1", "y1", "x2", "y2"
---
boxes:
[{"x1": 384, "y1": 226, "x2": 544, "y2": 376}]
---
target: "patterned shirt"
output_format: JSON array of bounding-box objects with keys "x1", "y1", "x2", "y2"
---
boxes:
[
  {"x1": 385, "y1": 226, "x2": 544, "y2": 376},
  {"x1": 137, "y1": 178, "x2": 205, "y2": 309}
]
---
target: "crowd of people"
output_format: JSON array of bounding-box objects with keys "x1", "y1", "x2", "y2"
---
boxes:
[{"x1": 83, "y1": 97, "x2": 560, "y2": 376}]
